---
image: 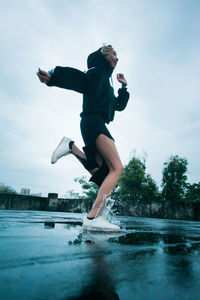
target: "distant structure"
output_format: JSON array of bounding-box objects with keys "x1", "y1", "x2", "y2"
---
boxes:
[
  {"x1": 0, "y1": 183, "x2": 5, "y2": 188},
  {"x1": 31, "y1": 193, "x2": 42, "y2": 197},
  {"x1": 21, "y1": 188, "x2": 30, "y2": 195}
]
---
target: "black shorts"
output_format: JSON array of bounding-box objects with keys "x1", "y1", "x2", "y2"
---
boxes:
[
  {"x1": 80, "y1": 113, "x2": 114, "y2": 147},
  {"x1": 80, "y1": 113, "x2": 114, "y2": 187}
]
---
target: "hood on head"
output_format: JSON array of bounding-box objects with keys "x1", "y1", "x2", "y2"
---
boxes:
[{"x1": 87, "y1": 47, "x2": 113, "y2": 76}]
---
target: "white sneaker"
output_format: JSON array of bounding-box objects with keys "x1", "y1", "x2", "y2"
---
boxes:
[
  {"x1": 51, "y1": 137, "x2": 74, "y2": 164},
  {"x1": 82, "y1": 215, "x2": 120, "y2": 232}
]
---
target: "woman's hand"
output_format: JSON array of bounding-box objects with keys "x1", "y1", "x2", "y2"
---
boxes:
[
  {"x1": 117, "y1": 73, "x2": 127, "y2": 86},
  {"x1": 36, "y1": 68, "x2": 51, "y2": 83}
]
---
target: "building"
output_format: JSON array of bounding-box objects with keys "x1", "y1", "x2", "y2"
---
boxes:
[{"x1": 21, "y1": 188, "x2": 30, "y2": 195}]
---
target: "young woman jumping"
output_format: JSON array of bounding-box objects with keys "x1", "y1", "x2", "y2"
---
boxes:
[{"x1": 37, "y1": 45, "x2": 130, "y2": 232}]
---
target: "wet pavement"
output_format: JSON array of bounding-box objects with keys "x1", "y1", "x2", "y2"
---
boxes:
[{"x1": 0, "y1": 210, "x2": 200, "y2": 300}]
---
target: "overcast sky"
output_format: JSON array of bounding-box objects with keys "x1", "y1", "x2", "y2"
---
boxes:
[{"x1": 0, "y1": 0, "x2": 200, "y2": 197}]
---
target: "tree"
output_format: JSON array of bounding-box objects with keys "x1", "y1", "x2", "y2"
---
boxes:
[
  {"x1": 161, "y1": 155, "x2": 188, "y2": 202},
  {"x1": 72, "y1": 156, "x2": 160, "y2": 205},
  {"x1": 184, "y1": 183, "x2": 200, "y2": 203},
  {"x1": 74, "y1": 176, "x2": 99, "y2": 200},
  {"x1": 0, "y1": 185, "x2": 17, "y2": 194},
  {"x1": 113, "y1": 156, "x2": 160, "y2": 203},
  {"x1": 141, "y1": 174, "x2": 161, "y2": 203}
]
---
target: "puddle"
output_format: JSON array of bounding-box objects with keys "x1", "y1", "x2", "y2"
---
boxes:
[{"x1": 1, "y1": 210, "x2": 200, "y2": 300}]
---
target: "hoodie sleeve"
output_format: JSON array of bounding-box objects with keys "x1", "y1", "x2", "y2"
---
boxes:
[
  {"x1": 46, "y1": 66, "x2": 86, "y2": 94},
  {"x1": 114, "y1": 87, "x2": 130, "y2": 111}
]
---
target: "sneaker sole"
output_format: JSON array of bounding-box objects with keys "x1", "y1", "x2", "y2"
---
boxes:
[
  {"x1": 51, "y1": 151, "x2": 59, "y2": 164},
  {"x1": 51, "y1": 139, "x2": 71, "y2": 164},
  {"x1": 51, "y1": 149, "x2": 68, "y2": 164},
  {"x1": 83, "y1": 226, "x2": 120, "y2": 232}
]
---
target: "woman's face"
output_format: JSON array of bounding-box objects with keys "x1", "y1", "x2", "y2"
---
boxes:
[{"x1": 105, "y1": 49, "x2": 118, "y2": 68}]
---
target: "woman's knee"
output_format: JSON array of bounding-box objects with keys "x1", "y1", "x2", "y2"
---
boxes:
[
  {"x1": 110, "y1": 162, "x2": 124, "y2": 177},
  {"x1": 95, "y1": 134, "x2": 124, "y2": 175}
]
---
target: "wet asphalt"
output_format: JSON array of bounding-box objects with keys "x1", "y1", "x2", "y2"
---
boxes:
[{"x1": 0, "y1": 210, "x2": 200, "y2": 300}]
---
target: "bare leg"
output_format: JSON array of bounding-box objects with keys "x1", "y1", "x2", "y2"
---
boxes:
[
  {"x1": 71, "y1": 143, "x2": 100, "y2": 175},
  {"x1": 87, "y1": 134, "x2": 123, "y2": 218}
]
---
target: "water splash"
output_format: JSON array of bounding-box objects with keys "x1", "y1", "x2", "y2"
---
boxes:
[
  {"x1": 101, "y1": 193, "x2": 121, "y2": 226},
  {"x1": 94, "y1": 189, "x2": 113, "y2": 218},
  {"x1": 90, "y1": 189, "x2": 120, "y2": 226}
]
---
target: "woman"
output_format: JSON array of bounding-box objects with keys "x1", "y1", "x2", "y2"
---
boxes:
[{"x1": 37, "y1": 45, "x2": 130, "y2": 232}]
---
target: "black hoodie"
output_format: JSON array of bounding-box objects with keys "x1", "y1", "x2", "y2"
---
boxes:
[{"x1": 46, "y1": 48, "x2": 130, "y2": 124}]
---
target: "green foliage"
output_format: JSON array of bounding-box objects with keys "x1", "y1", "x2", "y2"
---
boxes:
[
  {"x1": 142, "y1": 174, "x2": 161, "y2": 203},
  {"x1": 74, "y1": 176, "x2": 98, "y2": 200},
  {"x1": 161, "y1": 155, "x2": 188, "y2": 202},
  {"x1": 69, "y1": 153, "x2": 198, "y2": 206},
  {"x1": 72, "y1": 157, "x2": 160, "y2": 204},
  {"x1": 184, "y1": 183, "x2": 200, "y2": 203},
  {"x1": 0, "y1": 185, "x2": 17, "y2": 194},
  {"x1": 113, "y1": 156, "x2": 160, "y2": 203}
]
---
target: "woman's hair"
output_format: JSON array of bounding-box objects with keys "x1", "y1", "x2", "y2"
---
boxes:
[{"x1": 100, "y1": 44, "x2": 114, "y2": 56}]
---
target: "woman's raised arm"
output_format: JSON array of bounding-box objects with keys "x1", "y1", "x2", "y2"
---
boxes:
[{"x1": 37, "y1": 66, "x2": 86, "y2": 94}]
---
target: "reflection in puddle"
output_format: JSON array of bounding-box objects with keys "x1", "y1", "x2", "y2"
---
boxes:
[
  {"x1": 68, "y1": 233, "x2": 83, "y2": 245},
  {"x1": 108, "y1": 231, "x2": 200, "y2": 254},
  {"x1": 68, "y1": 229, "x2": 200, "y2": 256},
  {"x1": 164, "y1": 242, "x2": 200, "y2": 255},
  {"x1": 44, "y1": 221, "x2": 55, "y2": 228},
  {"x1": 68, "y1": 231, "x2": 120, "y2": 300},
  {"x1": 109, "y1": 231, "x2": 163, "y2": 245}
]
